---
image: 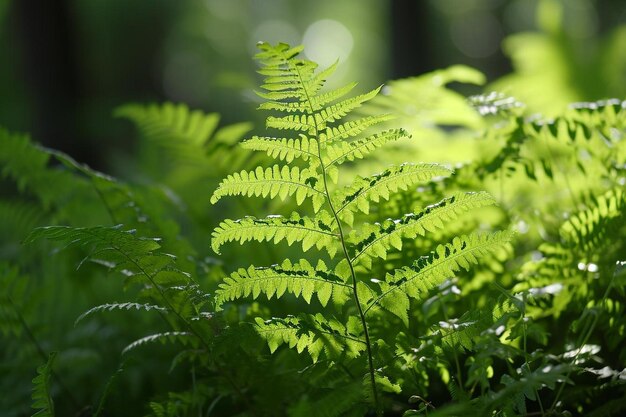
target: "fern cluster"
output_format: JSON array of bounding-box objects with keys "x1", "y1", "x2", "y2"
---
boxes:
[
  {"x1": 210, "y1": 42, "x2": 511, "y2": 412},
  {"x1": 3, "y1": 36, "x2": 624, "y2": 417}
]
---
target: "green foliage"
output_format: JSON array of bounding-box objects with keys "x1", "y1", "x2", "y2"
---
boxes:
[
  {"x1": 210, "y1": 42, "x2": 510, "y2": 414},
  {"x1": 2, "y1": 34, "x2": 625, "y2": 417},
  {"x1": 31, "y1": 352, "x2": 56, "y2": 417}
]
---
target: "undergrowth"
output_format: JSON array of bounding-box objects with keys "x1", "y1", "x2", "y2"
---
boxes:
[{"x1": 0, "y1": 42, "x2": 624, "y2": 417}]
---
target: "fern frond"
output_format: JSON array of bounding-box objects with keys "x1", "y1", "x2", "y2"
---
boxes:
[
  {"x1": 351, "y1": 192, "x2": 497, "y2": 265},
  {"x1": 25, "y1": 225, "x2": 161, "y2": 257},
  {"x1": 560, "y1": 188, "x2": 625, "y2": 250},
  {"x1": 75, "y1": 302, "x2": 168, "y2": 326},
  {"x1": 215, "y1": 259, "x2": 351, "y2": 310},
  {"x1": 257, "y1": 100, "x2": 312, "y2": 113},
  {"x1": 0, "y1": 127, "x2": 85, "y2": 209},
  {"x1": 240, "y1": 135, "x2": 319, "y2": 163},
  {"x1": 210, "y1": 165, "x2": 325, "y2": 210},
  {"x1": 309, "y1": 82, "x2": 358, "y2": 109},
  {"x1": 306, "y1": 60, "x2": 340, "y2": 96},
  {"x1": 364, "y1": 231, "x2": 513, "y2": 324},
  {"x1": 335, "y1": 163, "x2": 453, "y2": 224},
  {"x1": 115, "y1": 102, "x2": 220, "y2": 146},
  {"x1": 254, "y1": 314, "x2": 365, "y2": 362},
  {"x1": 322, "y1": 128, "x2": 410, "y2": 167},
  {"x1": 322, "y1": 114, "x2": 394, "y2": 144},
  {"x1": 437, "y1": 299, "x2": 516, "y2": 351},
  {"x1": 257, "y1": 77, "x2": 355, "y2": 115},
  {"x1": 122, "y1": 331, "x2": 198, "y2": 355},
  {"x1": 315, "y1": 86, "x2": 382, "y2": 124},
  {"x1": 484, "y1": 365, "x2": 573, "y2": 415},
  {"x1": 211, "y1": 212, "x2": 338, "y2": 256},
  {"x1": 266, "y1": 114, "x2": 316, "y2": 134},
  {"x1": 25, "y1": 225, "x2": 194, "y2": 292},
  {"x1": 31, "y1": 352, "x2": 56, "y2": 417}
]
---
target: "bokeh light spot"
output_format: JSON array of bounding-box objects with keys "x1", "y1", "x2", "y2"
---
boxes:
[{"x1": 302, "y1": 19, "x2": 354, "y2": 67}]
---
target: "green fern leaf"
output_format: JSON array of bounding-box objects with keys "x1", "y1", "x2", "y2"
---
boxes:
[
  {"x1": 210, "y1": 165, "x2": 325, "y2": 208},
  {"x1": 122, "y1": 331, "x2": 198, "y2": 355},
  {"x1": 31, "y1": 352, "x2": 56, "y2": 417},
  {"x1": 266, "y1": 114, "x2": 316, "y2": 134},
  {"x1": 335, "y1": 163, "x2": 453, "y2": 225},
  {"x1": 438, "y1": 299, "x2": 516, "y2": 351},
  {"x1": 305, "y1": 60, "x2": 340, "y2": 97},
  {"x1": 315, "y1": 86, "x2": 382, "y2": 124},
  {"x1": 364, "y1": 231, "x2": 513, "y2": 324},
  {"x1": 211, "y1": 212, "x2": 338, "y2": 255},
  {"x1": 74, "y1": 302, "x2": 168, "y2": 326},
  {"x1": 254, "y1": 314, "x2": 365, "y2": 362},
  {"x1": 115, "y1": 102, "x2": 220, "y2": 147},
  {"x1": 25, "y1": 225, "x2": 196, "y2": 305},
  {"x1": 322, "y1": 128, "x2": 410, "y2": 167},
  {"x1": 351, "y1": 192, "x2": 497, "y2": 266},
  {"x1": 25, "y1": 225, "x2": 161, "y2": 257},
  {"x1": 322, "y1": 114, "x2": 395, "y2": 144},
  {"x1": 214, "y1": 259, "x2": 351, "y2": 310},
  {"x1": 309, "y1": 82, "x2": 358, "y2": 109},
  {"x1": 0, "y1": 128, "x2": 85, "y2": 209},
  {"x1": 240, "y1": 135, "x2": 319, "y2": 163},
  {"x1": 257, "y1": 100, "x2": 312, "y2": 113},
  {"x1": 560, "y1": 188, "x2": 625, "y2": 250}
]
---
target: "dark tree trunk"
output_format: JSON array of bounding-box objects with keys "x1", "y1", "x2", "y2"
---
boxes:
[
  {"x1": 390, "y1": 0, "x2": 435, "y2": 79},
  {"x1": 11, "y1": 0, "x2": 100, "y2": 168}
]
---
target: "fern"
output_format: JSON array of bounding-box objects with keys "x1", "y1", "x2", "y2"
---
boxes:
[
  {"x1": 115, "y1": 102, "x2": 221, "y2": 148},
  {"x1": 210, "y1": 42, "x2": 511, "y2": 413},
  {"x1": 240, "y1": 134, "x2": 319, "y2": 163},
  {"x1": 210, "y1": 165, "x2": 326, "y2": 209},
  {"x1": 560, "y1": 188, "x2": 625, "y2": 251},
  {"x1": 362, "y1": 231, "x2": 513, "y2": 325},
  {"x1": 122, "y1": 331, "x2": 197, "y2": 355},
  {"x1": 211, "y1": 211, "x2": 339, "y2": 256},
  {"x1": 254, "y1": 314, "x2": 365, "y2": 362},
  {"x1": 214, "y1": 259, "x2": 351, "y2": 309},
  {"x1": 24, "y1": 224, "x2": 212, "y2": 356},
  {"x1": 74, "y1": 302, "x2": 169, "y2": 326},
  {"x1": 349, "y1": 192, "x2": 498, "y2": 267},
  {"x1": 31, "y1": 352, "x2": 56, "y2": 417}
]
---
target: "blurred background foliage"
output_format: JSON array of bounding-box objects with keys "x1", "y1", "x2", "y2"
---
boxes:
[{"x1": 1, "y1": 0, "x2": 625, "y2": 171}]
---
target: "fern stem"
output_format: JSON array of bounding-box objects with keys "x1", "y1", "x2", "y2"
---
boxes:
[
  {"x1": 313, "y1": 121, "x2": 380, "y2": 415},
  {"x1": 281, "y1": 49, "x2": 380, "y2": 414},
  {"x1": 321, "y1": 160, "x2": 381, "y2": 414}
]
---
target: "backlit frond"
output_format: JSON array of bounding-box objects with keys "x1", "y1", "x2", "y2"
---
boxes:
[
  {"x1": 254, "y1": 314, "x2": 365, "y2": 362},
  {"x1": 364, "y1": 231, "x2": 513, "y2": 324},
  {"x1": 211, "y1": 212, "x2": 338, "y2": 256},
  {"x1": 210, "y1": 165, "x2": 325, "y2": 210},
  {"x1": 351, "y1": 192, "x2": 497, "y2": 266},
  {"x1": 215, "y1": 259, "x2": 351, "y2": 309}
]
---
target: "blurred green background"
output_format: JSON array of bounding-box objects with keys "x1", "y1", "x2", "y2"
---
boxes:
[{"x1": 1, "y1": 0, "x2": 625, "y2": 171}]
